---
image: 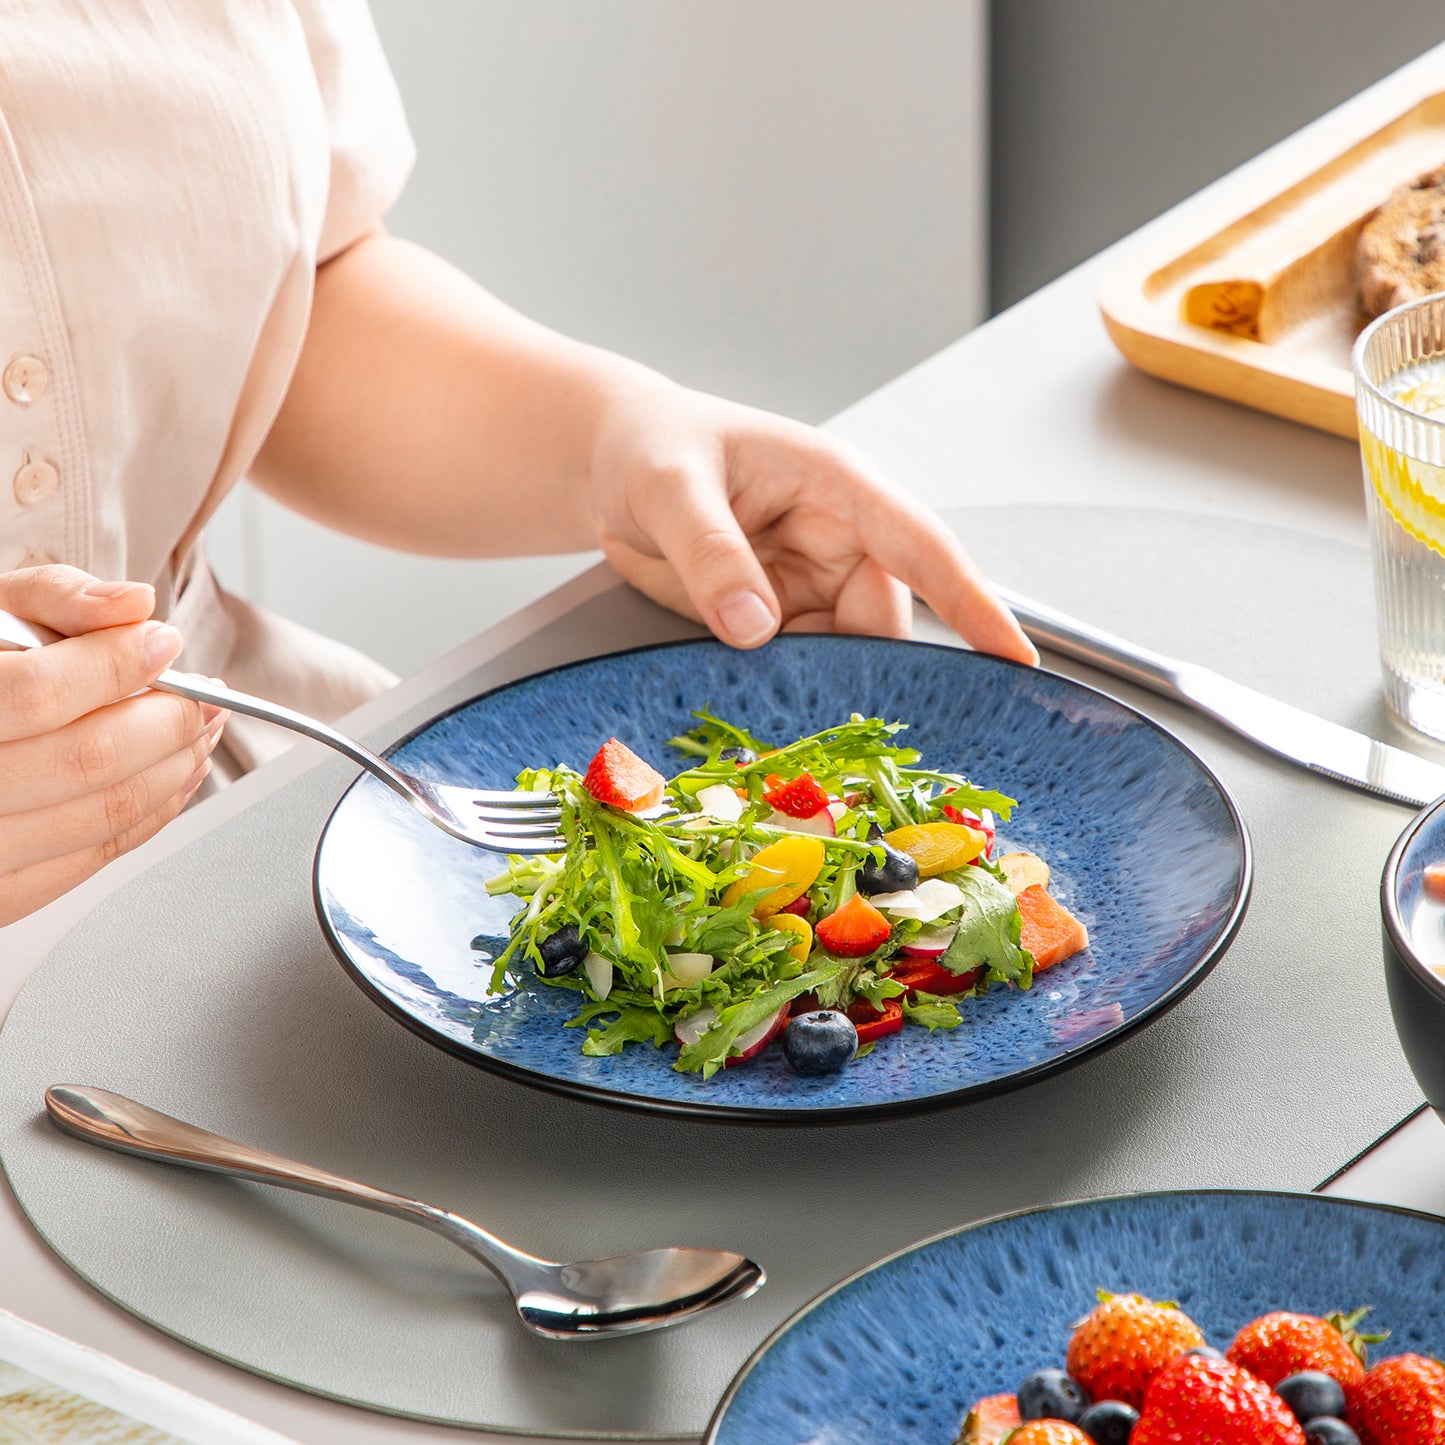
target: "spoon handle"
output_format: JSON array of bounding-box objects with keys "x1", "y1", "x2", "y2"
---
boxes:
[
  {"x1": 44, "y1": 1086, "x2": 536, "y2": 1282},
  {"x1": 46, "y1": 1084, "x2": 438, "y2": 1211}
]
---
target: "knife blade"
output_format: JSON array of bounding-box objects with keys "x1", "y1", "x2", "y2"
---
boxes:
[{"x1": 993, "y1": 584, "x2": 1445, "y2": 811}]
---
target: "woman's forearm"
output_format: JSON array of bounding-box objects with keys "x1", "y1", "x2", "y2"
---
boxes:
[{"x1": 250, "y1": 231, "x2": 657, "y2": 556}]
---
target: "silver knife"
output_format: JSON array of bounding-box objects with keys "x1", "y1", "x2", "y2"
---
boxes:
[{"x1": 994, "y1": 584, "x2": 1445, "y2": 811}]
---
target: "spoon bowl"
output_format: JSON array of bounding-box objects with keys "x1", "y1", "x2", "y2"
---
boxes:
[{"x1": 44, "y1": 1085, "x2": 764, "y2": 1340}]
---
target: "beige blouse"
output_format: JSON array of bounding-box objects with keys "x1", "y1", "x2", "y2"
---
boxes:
[{"x1": 0, "y1": 0, "x2": 415, "y2": 778}]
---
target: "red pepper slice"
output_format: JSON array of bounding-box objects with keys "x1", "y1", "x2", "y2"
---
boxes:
[
  {"x1": 887, "y1": 958, "x2": 982, "y2": 997},
  {"x1": 846, "y1": 996, "x2": 904, "y2": 1044}
]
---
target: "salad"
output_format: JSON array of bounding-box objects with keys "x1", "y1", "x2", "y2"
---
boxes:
[{"x1": 481, "y1": 712, "x2": 1089, "y2": 1078}]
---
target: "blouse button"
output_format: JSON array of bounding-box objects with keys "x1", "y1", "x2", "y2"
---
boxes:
[
  {"x1": 14, "y1": 459, "x2": 60, "y2": 506},
  {"x1": 3, "y1": 356, "x2": 49, "y2": 406}
]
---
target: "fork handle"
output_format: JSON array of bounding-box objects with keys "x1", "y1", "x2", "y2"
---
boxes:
[{"x1": 0, "y1": 606, "x2": 414, "y2": 800}]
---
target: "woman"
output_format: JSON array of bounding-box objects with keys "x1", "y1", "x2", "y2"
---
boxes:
[{"x1": 0, "y1": 0, "x2": 1033, "y2": 927}]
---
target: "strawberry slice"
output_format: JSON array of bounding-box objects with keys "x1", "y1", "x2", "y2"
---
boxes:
[
  {"x1": 763, "y1": 771, "x2": 831, "y2": 819},
  {"x1": 582, "y1": 738, "x2": 666, "y2": 811},
  {"x1": 958, "y1": 1392, "x2": 1022, "y2": 1444},
  {"x1": 815, "y1": 894, "x2": 892, "y2": 957}
]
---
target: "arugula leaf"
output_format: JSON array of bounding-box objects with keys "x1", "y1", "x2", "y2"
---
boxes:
[
  {"x1": 675, "y1": 962, "x2": 844, "y2": 1078},
  {"x1": 574, "y1": 1004, "x2": 673, "y2": 1056},
  {"x1": 938, "y1": 868, "x2": 1035, "y2": 989},
  {"x1": 900, "y1": 992, "x2": 964, "y2": 1031}
]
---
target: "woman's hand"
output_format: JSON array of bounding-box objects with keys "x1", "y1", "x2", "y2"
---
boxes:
[
  {"x1": 0, "y1": 565, "x2": 225, "y2": 927},
  {"x1": 588, "y1": 380, "x2": 1038, "y2": 663}
]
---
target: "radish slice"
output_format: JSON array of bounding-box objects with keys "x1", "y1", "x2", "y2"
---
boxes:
[
  {"x1": 826, "y1": 799, "x2": 848, "y2": 822},
  {"x1": 764, "y1": 807, "x2": 836, "y2": 837},
  {"x1": 583, "y1": 951, "x2": 613, "y2": 1001},
  {"x1": 870, "y1": 877, "x2": 966, "y2": 923},
  {"x1": 696, "y1": 784, "x2": 745, "y2": 822},
  {"x1": 673, "y1": 1003, "x2": 789, "y2": 1066},
  {"x1": 659, "y1": 951, "x2": 714, "y2": 989},
  {"x1": 673, "y1": 1005, "x2": 719, "y2": 1047},
  {"x1": 899, "y1": 924, "x2": 959, "y2": 959},
  {"x1": 727, "y1": 1005, "x2": 789, "y2": 1063}
]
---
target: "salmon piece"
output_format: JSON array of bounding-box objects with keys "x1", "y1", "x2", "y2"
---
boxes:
[
  {"x1": 1016, "y1": 884, "x2": 1089, "y2": 971},
  {"x1": 582, "y1": 738, "x2": 666, "y2": 811}
]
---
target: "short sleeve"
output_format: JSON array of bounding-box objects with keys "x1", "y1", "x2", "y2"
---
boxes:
[{"x1": 290, "y1": 0, "x2": 417, "y2": 261}]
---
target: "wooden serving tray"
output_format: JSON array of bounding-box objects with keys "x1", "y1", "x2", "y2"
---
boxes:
[{"x1": 1099, "y1": 76, "x2": 1445, "y2": 438}]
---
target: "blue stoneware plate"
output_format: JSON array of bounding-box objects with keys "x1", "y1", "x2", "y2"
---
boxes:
[
  {"x1": 312, "y1": 636, "x2": 1250, "y2": 1122},
  {"x1": 704, "y1": 1190, "x2": 1445, "y2": 1443}
]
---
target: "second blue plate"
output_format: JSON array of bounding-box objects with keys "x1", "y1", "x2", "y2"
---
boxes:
[
  {"x1": 705, "y1": 1189, "x2": 1445, "y2": 1443},
  {"x1": 312, "y1": 635, "x2": 1250, "y2": 1121}
]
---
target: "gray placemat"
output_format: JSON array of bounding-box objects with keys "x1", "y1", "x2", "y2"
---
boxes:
[{"x1": 0, "y1": 507, "x2": 1431, "y2": 1441}]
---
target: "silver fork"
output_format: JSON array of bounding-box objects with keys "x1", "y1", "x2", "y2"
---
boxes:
[{"x1": 0, "y1": 608, "x2": 577, "y2": 854}]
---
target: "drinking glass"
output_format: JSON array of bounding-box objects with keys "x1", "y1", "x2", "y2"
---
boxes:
[{"x1": 1353, "y1": 292, "x2": 1445, "y2": 739}]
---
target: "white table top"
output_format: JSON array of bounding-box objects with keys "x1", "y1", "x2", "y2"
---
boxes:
[{"x1": 5, "y1": 41, "x2": 1445, "y2": 1445}]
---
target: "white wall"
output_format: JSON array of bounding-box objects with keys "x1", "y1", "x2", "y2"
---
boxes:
[
  {"x1": 207, "y1": 1, "x2": 989, "y2": 675},
  {"x1": 990, "y1": 0, "x2": 1445, "y2": 312}
]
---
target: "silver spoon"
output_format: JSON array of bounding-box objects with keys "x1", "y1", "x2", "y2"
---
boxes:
[{"x1": 44, "y1": 1086, "x2": 764, "y2": 1340}]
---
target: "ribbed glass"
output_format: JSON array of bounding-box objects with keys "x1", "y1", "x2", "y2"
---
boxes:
[{"x1": 1352, "y1": 291, "x2": 1445, "y2": 739}]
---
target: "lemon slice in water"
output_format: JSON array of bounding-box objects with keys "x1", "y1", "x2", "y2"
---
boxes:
[{"x1": 1363, "y1": 429, "x2": 1445, "y2": 558}]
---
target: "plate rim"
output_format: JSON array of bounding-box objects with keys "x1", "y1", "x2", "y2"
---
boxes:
[
  {"x1": 701, "y1": 1185, "x2": 1445, "y2": 1444},
  {"x1": 311, "y1": 633, "x2": 1253, "y2": 1125}
]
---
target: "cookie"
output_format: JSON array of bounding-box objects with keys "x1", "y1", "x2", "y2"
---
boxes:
[{"x1": 1358, "y1": 162, "x2": 1445, "y2": 319}]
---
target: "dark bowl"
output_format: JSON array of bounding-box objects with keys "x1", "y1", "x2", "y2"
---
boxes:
[{"x1": 1382, "y1": 793, "x2": 1445, "y2": 1111}]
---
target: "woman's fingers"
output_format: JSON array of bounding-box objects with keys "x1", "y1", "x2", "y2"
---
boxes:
[
  {"x1": 0, "y1": 620, "x2": 183, "y2": 743},
  {"x1": 0, "y1": 727, "x2": 219, "y2": 873},
  {"x1": 0, "y1": 691, "x2": 219, "y2": 815},
  {"x1": 616, "y1": 463, "x2": 783, "y2": 649},
  {"x1": 0, "y1": 564, "x2": 222, "y2": 928},
  {"x1": 0, "y1": 562, "x2": 155, "y2": 634},
  {"x1": 0, "y1": 768, "x2": 208, "y2": 928},
  {"x1": 821, "y1": 446, "x2": 1038, "y2": 664}
]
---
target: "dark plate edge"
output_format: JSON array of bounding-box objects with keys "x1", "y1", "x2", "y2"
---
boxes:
[{"x1": 310, "y1": 634, "x2": 1254, "y2": 1126}]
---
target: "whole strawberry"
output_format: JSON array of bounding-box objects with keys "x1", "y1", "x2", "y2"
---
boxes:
[
  {"x1": 1347, "y1": 1353, "x2": 1445, "y2": 1445},
  {"x1": 1228, "y1": 1308, "x2": 1379, "y2": 1389},
  {"x1": 1006, "y1": 1423, "x2": 1092, "y2": 1445},
  {"x1": 1066, "y1": 1291, "x2": 1205, "y2": 1408},
  {"x1": 1133, "y1": 1354, "x2": 1306, "y2": 1445}
]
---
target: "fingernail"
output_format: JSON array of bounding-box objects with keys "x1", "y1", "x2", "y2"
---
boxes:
[
  {"x1": 717, "y1": 590, "x2": 776, "y2": 648},
  {"x1": 182, "y1": 759, "x2": 212, "y2": 798},
  {"x1": 84, "y1": 578, "x2": 151, "y2": 601},
  {"x1": 199, "y1": 700, "x2": 224, "y2": 725},
  {"x1": 203, "y1": 712, "x2": 227, "y2": 745},
  {"x1": 142, "y1": 622, "x2": 183, "y2": 670}
]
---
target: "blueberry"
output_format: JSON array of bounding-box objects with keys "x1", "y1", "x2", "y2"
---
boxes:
[
  {"x1": 719, "y1": 746, "x2": 758, "y2": 765},
  {"x1": 1303, "y1": 1420, "x2": 1360, "y2": 1445},
  {"x1": 782, "y1": 1011, "x2": 857, "y2": 1075},
  {"x1": 1017, "y1": 1367, "x2": 1089, "y2": 1423},
  {"x1": 1276, "y1": 1372, "x2": 1347, "y2": 1424},
  {"x1": 1077, "y1": 1400, "x2": 1138, "y2": 1444},
  {"x1": 855, "y1": 834, "x2": 920, "y2": 896},
  {"x1": 536, "y1": 923, "x2": 587, "y2": 978},
  {"x1": 1185, "y1": 1345, "x2": 1226, "y2": 1361}
]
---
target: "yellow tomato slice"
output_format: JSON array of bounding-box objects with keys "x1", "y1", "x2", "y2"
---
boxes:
[
  {"x1": 883, "y1": 821, "x2": 987, "y2": 877},
  {"x1": 721, "y1": 834, "x2": 825, "y2": 916}
]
